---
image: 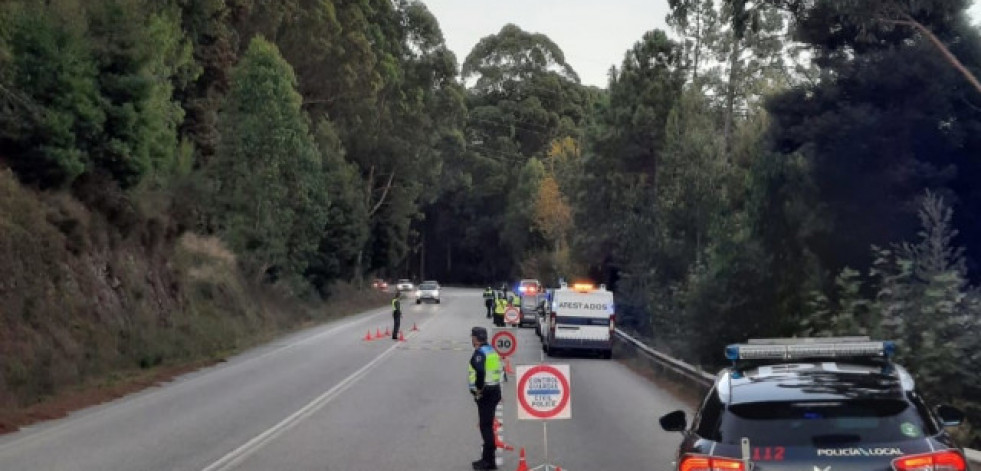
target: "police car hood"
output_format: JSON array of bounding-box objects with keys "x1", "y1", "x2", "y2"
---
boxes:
[{"x1": 710, "y1": 439, "x2": 936, "y2": 471}]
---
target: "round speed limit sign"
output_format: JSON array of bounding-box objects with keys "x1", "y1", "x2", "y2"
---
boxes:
[{"x1": 491, "y1": 329, "x2": 517, "y2": 357}]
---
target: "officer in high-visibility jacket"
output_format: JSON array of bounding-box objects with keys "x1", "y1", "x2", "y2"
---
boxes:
[
  {"x1": 482, "y1": 287, "x2": 494, "y2": 318},
  {"x1": 391, "y1": 291, "x2": 402, "y2": 340},
  {"x1": 492, "y1": 294, "x2": 507, "y2": 327},
  {"x1": 468, "y1": 326, "x2": 502, "y2": 470}
]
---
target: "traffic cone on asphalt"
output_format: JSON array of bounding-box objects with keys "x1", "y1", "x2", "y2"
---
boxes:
[
  {"x1": 505, "y1": 357, "x2": 515, "y2": 375},
  {"x1": 398, "y1": 331, "x2": 406, "y2": 342},
  {"x1": 375, "y1": 328, "x2": 383, "y2": 339},
  {"x1": 514, "y1": 448, "x2": 528, "y2": 471},
  {"x1": 363, "y1": 330, "x2": 373, "y2": 341},
  {"x1": 493, "y1": 419, "x2": 514, "y2": 451},
  {"x1": 384, "y1": 327, "x2": 391, "y2": 337},
  {"x1": 411, "y1": 322, "x2": 419, "y2": 331}
]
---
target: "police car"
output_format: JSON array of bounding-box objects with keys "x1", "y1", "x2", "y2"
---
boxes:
[{"x1": 659, "y1": 338, "x2": 971, "y2": 471}]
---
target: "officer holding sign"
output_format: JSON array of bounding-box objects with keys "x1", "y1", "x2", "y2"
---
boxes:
[{"x1": 468, "y1": 326, "x2": 502, "y2": 470}]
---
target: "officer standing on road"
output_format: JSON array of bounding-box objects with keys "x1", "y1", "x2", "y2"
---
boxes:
[
  {"x1": 468, "y1": 326, "x2": 502, "y2": 470},
  {"x1": 483, "y1": 287, "x2": 494, "y2": 318},
  {"x1": 391, "y1": 291, "x2": 402, "y2": 340},
  {"x1": 492, "y1": 293, "x2": 507, "y2": 327}
]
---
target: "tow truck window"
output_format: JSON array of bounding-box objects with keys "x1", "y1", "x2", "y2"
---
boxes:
[{"x1": 715, "y1": 399, "x2": 935, "y2": 446}]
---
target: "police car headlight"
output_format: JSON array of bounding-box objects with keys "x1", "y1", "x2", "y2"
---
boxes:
[{"x1": 415, "y1": 290, "x2": 421, "y2": 297}]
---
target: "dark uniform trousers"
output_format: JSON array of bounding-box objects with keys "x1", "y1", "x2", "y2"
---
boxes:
[
  {"x1": 392, "y1": 312, "x2": 401, "y2": 339},
  {"x1": 475, "y1": 385, "x2": 502, "y2": 463},
  {"x1": 484, "y1": 298, "x2": 493, "y2": 318}
]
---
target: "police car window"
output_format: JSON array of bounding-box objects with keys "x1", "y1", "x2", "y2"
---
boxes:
[
  {"x1": 716, "y1": 400, "x2": 933, "y2": 446},
  {"x1": 695, "y1": 389, "x2": 724, "y2": 439}
]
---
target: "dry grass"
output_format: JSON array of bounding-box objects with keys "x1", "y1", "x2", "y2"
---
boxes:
[{"x1": 0, "y1": 171, "x2": 388, "y2": 436}]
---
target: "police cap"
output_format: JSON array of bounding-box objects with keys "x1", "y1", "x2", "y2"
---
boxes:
[{"x1": 471, "y1": 326, "x2": 488, "y2": 342}]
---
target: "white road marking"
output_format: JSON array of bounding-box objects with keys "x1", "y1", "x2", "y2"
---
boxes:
[
  {"x1": 0, "y1": 306, "x2": 391, "y2": 455},
  {"x1": 199, "y1": 312, "x2": 440, "y2": 471}
]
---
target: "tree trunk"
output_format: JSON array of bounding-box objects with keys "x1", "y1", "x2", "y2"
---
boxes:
[
  {"x1": 420, "y1": 234, "x2": 426, "y2": 281},
  {"x1": 723, "y1": 32, "x2": 740, "y2": 161},
  {"x1": 354, "y1": 249, "x2": 363, "y2": 288},
  {"x1": 693, "y1": 0, "x2": 702, "y2": 84}
]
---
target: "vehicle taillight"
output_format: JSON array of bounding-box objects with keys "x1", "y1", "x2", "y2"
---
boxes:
[
  {"x1": 549, "y1": 311, "x2": 556, "y2": 330},
  {"x1": 679, "y1": 455, "x2": 745, "y2": 471},
  {"x1": 609, "y1": 313, "x2": 616, "y2": 333},
  {"x1": 892, "y1": 451, "x2": 966, "y2": 471}
]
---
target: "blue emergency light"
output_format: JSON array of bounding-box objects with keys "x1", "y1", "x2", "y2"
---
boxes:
[{"x1": 725, "y1": 337, "x2": 896, "y2": 362}]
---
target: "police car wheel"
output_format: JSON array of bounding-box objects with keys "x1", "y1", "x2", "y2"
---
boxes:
[
  {"x1": 436, "y1": 299, "x2": 440, "y2": 304},
  {"x1": 415, "y1": 299, "x2": 421, "y2": 304}
]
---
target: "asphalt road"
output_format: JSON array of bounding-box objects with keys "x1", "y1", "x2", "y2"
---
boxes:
[{"x1": 0, "y1": 288, "x2": 692, "y2": 471}]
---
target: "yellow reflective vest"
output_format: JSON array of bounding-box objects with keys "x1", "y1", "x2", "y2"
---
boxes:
[
  {"x1": 494, "y1": 298, "x2": 507, "y2": 314},
  {"x1": 468, "y1": 345, "x2": 503, "y2": 390}
]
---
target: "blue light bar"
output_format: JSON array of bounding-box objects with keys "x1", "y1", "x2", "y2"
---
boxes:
[{"x1": 725, "y1": 339, "x2": 896, "y2": 361}]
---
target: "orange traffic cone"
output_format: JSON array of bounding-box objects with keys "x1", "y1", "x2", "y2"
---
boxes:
[
  {"x1": 514, "y1": 447, "x2": 528, "y2": 471},
  {"x1": 398, "y1": 331, "x2": 406, "y2": 342},
  {"x1": 375, "y1": 328, "x2": 383, "y2": 339},
  {"x1": 384, "y1": 327, "x2": 391, "y2": 337},
  {"x1": 493, "y1": 419, "x2": 513, "y2": 451},
  {"x1": 411, "y1": 322, "x2": 419, "y2": 331},
  {"x1": 363, "y1": 330, "x2": 373, "y2": 341},
  {"x1": 505, "y1": 357, "x2": 515, "y2": 374}
]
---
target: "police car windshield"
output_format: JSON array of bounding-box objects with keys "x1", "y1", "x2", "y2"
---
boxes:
[
  {"x1": 419, "y1": 283, "x2": 437, "y2": 290},
  {"x1": 715, "y1": 399, "x2": 935, "y2": 446}
]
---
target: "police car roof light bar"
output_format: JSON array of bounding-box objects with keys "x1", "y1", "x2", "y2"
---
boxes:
[{"x1": 725, "y1": 339, "x2": 896, "y2": 362}]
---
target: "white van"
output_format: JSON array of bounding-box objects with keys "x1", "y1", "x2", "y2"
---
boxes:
[{"x1": 542, "y1": 283, "x2": 615, "y2": 359}]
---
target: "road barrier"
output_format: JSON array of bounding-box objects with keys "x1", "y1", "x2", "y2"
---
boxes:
[{"x1": 612, "y1": 328, "x2": 981, "y2": 466}]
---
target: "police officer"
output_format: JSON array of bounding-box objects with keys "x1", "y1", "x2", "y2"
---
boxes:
[
  {"x1": 482, "y1": 287, "x2": 494, "y2": 318},
  {"x1": 391, "y1": 291, "x2": 402, "y2": 340},
  {"x1": 492, "y1": 293, "x2": 507, "y2": 327},
  {"x1": 468, "y1": 327, "x2": 502, "y2": 470}
]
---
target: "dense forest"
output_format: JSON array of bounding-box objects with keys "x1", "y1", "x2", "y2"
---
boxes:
[{"x1": 1, "y1": 0, "x2": 980, "y2": 445}]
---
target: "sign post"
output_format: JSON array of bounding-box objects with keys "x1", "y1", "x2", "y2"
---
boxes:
[{"x1": 516, "y1": 364, "x2": 571, "y2": 470}]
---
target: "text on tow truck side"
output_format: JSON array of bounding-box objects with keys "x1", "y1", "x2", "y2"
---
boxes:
[
  {"x1": 541, "y1": 281, "x2": 615, "y2": 359},
  {"x1": 659, "y1": 337, "x2": 971, "y2": 471}
]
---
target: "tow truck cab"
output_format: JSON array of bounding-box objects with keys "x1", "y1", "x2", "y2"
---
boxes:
[{"x1": 543, "y1": 282, "x2": 615, "y2": 359}]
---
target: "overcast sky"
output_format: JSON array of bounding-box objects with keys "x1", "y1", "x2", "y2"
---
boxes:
[{"x1": 422, "y1": 0, "x2": 981, "y2": 88}]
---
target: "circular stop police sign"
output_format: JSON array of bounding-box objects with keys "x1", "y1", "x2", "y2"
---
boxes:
[
  {"x1": 503, "y1": 307, "x2": 520, "y2": 324},
  {"x1": 516, "y1": 364, "x2": 571, "y2": 420}
]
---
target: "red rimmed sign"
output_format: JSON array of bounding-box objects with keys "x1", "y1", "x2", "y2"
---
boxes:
[
  {"x1": 491, "y1": 329, "x2": 517, "y2": 357},
  {"x1": 516, "y1": 364, "x2": 571, "y2": 420}
]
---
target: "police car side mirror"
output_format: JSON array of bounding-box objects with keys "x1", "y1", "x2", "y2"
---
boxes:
[
  {"x1": 936, "y1": 405, "x2": 964, "y2": 427},
  {"x1": 659, "y1": 410, "x2": 687, "y2": 432}
]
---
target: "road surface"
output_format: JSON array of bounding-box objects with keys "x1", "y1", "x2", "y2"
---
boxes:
[{"x1": 0, "y1": 288, "x2": 691, "y2": 470}]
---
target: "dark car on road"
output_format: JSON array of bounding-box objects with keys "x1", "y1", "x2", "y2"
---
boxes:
[
  {"x1": 659, "y1": 337, "x2": 971, "y2": 471},
  {"x1": 517, "y1": 292, "x2": 545, "y2": 328}
]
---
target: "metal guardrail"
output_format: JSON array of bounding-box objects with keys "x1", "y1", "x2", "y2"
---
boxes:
[
  {"x1": 612, "y1": 328, "x2": 981, "y2": 466},
  {"x1": 613, "y1": 328, "x2": 714, "y2": 392}
]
